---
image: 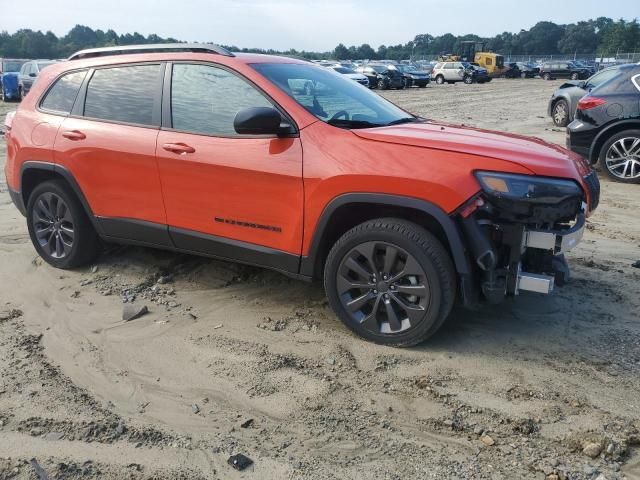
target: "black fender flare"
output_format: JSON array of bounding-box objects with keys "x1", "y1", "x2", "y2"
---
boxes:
[
  {"x1": 588, "y1": 119, "x2": 640, "y2": 163},
  {"x1": 20, "y1": 161, "x2": 104, "y2": 234},
  {"x1": 300, "y1": 193, "x2": 471, "y2": 278}
]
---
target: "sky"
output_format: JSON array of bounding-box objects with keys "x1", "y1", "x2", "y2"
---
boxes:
[{"x1": 1, "y1": 0, "x2": 637, "y2": 51}]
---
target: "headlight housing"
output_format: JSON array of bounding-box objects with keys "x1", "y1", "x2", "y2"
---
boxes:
[
  {"x1": 473, "y1": 171, "x2": 584, "y2": 223},
  {"x1": 474, "y1": 171, "x2": 582, "y2": 204}
]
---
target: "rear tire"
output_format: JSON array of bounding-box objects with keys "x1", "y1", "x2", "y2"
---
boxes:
[
  {"x1": 543, "y1": 73, "x2": 552, "y2": 80},
  {"x1": 26, "y1": 180, "x2": 101, "y2": 269},
  {"x1": 324, "y1": 219, "x2": 456, "y2": 347},
  {"x1": 598, "y1": 130, "x2": 640, "y2": 184},
  {"x1": 570, "y1": 72, "x2": 579, "y2": 80},
  {"x1": 435, "y1": 75, "x2": 444, "y2": 85}
]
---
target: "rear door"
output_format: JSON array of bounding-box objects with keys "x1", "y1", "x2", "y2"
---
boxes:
[
  {"x1": 155, "y1": 62, "x2": 303, "y2": 265},
  {"x1": 53, "y1": 63, "x2": 168, "y2": 242}
]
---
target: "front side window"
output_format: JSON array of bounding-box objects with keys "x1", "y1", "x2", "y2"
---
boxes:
[
  {"x1": 40, "y1": 70, "x2": 87, "y2": 114},
  {"x1": 170, "y1": 64, "x2": 273, "y2": 136},
  {"x1": 253, "y1": 63, "x2": 415, "y2": 129},
  {"x1": 84, "y1": 64, "x2": 160, "y2": 126}
]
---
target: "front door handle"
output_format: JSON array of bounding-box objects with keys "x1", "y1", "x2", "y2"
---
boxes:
[
  {"x1": 162, "y1": 142, "x2": 196, "y2": 155},
  {"x1": 61, "y1": 130, "x2": 86, "y2": 141}
]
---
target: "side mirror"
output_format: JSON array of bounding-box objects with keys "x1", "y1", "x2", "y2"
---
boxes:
[
  {"x1": 234, "y1": 107, "x2": 291, "y2": 136},
  {"x1": 577, "y1": 80, "x2": 586, "y2": 89}
]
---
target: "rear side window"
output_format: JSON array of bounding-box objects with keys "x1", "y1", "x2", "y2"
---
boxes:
[
  {"x1": 84, "y1": 65, "x2": 160, "y2": 126},
  {"x1": 594, "y1": 69, "x2": 640, "y2": 95},
  {"x1": 40, "y1": 70, "x2": 87, "y2": 114},
  {"x1": 170, "y1": 64, "x2": 272, "y2": 136}
]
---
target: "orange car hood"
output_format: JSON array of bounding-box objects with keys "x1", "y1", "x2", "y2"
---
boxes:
[{"x1": 352, "y1": 121, "x2": 590, "y2": 178}]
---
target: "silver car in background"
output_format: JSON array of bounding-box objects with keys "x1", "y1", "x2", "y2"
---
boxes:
[{"x1": 547, "y1": 65, "x2": 623, "y2": 127}]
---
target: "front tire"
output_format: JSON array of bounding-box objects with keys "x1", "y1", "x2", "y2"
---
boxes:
[
  {"x1": 324, "y1": 219, "x2": 456, "y2": 347},
  {"x1": 552, "y1": 99, "x2": 570, "y2": 127},
  {"x1": 543, "y1": 73, "x2": 552, "y2": 80},
  {"x1": 435, "y1": 75, "x2": 444, "y2": 85},
  {"x1": 27, "y1": 180, "x2": 101, "y2": 268},
  {"x1": 598, "y1": 130, "x2": 640, "y2": 184},
  {"x1": 570, "y1": 72, "x2": 579, "y2": 80}
]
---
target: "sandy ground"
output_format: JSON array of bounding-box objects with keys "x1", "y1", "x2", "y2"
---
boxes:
[{"x1": 0, "y1": 79, "x2": 639, "y2": 480}]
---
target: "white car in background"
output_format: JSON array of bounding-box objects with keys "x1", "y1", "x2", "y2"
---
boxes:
[{"x1": 328, "y1": 66, "x2": 369, "y2": 87}]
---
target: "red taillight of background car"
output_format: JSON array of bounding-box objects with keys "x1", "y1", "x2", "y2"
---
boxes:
[{"x1": 577, "y1": 97, "x2": 607, "y2": 111}]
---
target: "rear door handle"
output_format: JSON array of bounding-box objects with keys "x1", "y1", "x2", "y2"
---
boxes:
[
  {"x1": 61, "y1": 130, "x2": 86, "y2": 141},
  {"x1": 162, "y1": 142, "x2": 196, "y2": 155}
]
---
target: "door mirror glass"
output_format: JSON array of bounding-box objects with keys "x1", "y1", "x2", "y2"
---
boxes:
[{"x1": 234, "y1": 107, "x2": 288, "y2": 136}]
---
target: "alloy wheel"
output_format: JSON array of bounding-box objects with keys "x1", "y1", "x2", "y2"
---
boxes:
[
  {"x1": 31, "y1": 192, "x2": 75, "y2": 259},
  {"x1": 336, "y1": 241, "x2": 430, "y2": 335},
  {"x1": 605, "y1": 137, "x2": 640, "y2": 180},
  {"x1": 553, "y1": 102, "x2": 567, "y2": 125}
]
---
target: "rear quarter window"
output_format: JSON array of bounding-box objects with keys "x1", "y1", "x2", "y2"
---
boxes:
[
  {"x1": 594, "y1": 70, "x2": 640, "y2": 95},
  {"x1": 40, "y1": 70, "x2": 87, "y2": 114}
]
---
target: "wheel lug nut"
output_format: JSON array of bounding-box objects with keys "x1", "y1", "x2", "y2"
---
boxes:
[
  {"x1": 372, "y1": 289, "x2": 377, "y2": 295},
  {"x1": 383, "y1": 275, "x2": 388, "y2": 281},
  {"x1": 384, "y1": 293, "x2": 390, "y2": 299}
]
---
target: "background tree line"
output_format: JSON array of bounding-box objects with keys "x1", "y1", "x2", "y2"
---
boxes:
[
  {"x1": 0, "y1": 17, "x2": 638, "y2": 61},
  {"x1": 334, "y1": 18, "x2": 640, "y2": 60}
]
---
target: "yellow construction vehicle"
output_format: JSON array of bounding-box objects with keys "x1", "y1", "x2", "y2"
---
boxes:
[{"x1": 458, "y1": 41, "x2": 506, "y2": 77}]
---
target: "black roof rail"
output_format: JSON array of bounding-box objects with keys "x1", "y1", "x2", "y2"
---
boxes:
[{"x1": 68, "y1": 43, "x2": 234, "y2": 61}]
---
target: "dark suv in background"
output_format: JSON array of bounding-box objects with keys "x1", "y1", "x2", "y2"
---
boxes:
[
  {"x1": 566, "y1": 64, "x2": 640, "y2": 183},
  {"x1": 18, "y1": 60, "x2": 59, "y2": 97},
  {"x1": 540, "y1": 61, "x2": 591, "y2": 81}
]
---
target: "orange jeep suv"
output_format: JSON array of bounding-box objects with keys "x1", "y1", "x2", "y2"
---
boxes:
[{"x1": 4, "y1": 44, "x2": 600, "y2": 346}]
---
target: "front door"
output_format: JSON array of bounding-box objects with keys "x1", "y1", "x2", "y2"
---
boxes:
[{"x1": 156, "y1": 63, "x2": 304, "y2": 268}]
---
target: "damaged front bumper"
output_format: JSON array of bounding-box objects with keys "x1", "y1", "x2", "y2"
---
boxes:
[{"x1": 458, "y1": 179, "x2": 595, "y2": 306}]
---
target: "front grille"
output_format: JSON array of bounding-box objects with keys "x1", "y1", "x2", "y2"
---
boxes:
[{"x1": 584, "y1": 170, "x2": 600, "y2": 211}]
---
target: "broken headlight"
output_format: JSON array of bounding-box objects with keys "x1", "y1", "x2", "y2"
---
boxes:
[{"x1": 474, "y1": 171, "x2": 582, "y2": 205}]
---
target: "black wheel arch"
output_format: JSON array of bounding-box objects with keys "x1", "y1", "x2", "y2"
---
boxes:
[
  {"x1": 19, "y1": 161, "x2": 104, "y2": 235},
  {"x1": 300, "y1": 193, "x2": 471, "y2": 280},
  {"x1": 588, "y1": 120, "x2": 640, "y2": 164}
]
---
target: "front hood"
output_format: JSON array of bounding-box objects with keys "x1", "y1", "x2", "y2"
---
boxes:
[
  {"x1": 352, "y1": 121, "x2": 589, "y2": 178},
  {"x1": 346, "y1": 73, "x2": 368, "y2": 81}
]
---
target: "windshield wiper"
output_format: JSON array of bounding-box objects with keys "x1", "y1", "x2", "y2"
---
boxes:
[
  {"x1": 385, "y1": 117, "x2": 422, "y2": 126},
  {"x1": 327, "y1": 119, "x2": 383, "y2": 129}
]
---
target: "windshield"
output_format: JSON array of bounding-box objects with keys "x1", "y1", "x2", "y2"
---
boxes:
[
  {"x1": 2, "y1": 60, "x2": 26, "y2": 73},
  {"x1": 369, "y1": 65, "x2": 387, "y2": 73},
  {"x1": 252, "y1": 63, "x2": 417, "y2": 129},
  {"x1": 398, "y1": 65, "x2": 417, "y2": 72}
]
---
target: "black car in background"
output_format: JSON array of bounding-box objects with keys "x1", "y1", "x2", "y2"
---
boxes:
[
  {"x1": 391, "y1": 64, "x2": 430, "y2": 87},
  {"x1": 18, "y1": 59, "x2": 58, "y2": 97},
  {"x1": 502, "y1": 63, "x2": 522, "y2": 78},
  {"x1": 516, "y1": 62, "x2": 539, "y2": 78},
  {"x1": 465, "y1": 63, "x2": 491, "y2": 83},
  {"x1": 566, "y1": 64, "x2": 640, "y2": 183},
  {"x1": 540, "y1": 61, "x2": 591, "y2": 80},
  {"x1": 355, "y1": 64, "x2": 405, "y2": 90}
]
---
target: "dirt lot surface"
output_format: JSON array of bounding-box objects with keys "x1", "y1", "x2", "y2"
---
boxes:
[{"x1": 1, "y1": 79, "x2": 639, "y2": 480}]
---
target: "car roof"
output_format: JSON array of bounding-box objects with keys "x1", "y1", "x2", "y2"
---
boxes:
[{"x1": 41, "y1": 51, "x2": 310, "y2": 79}]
